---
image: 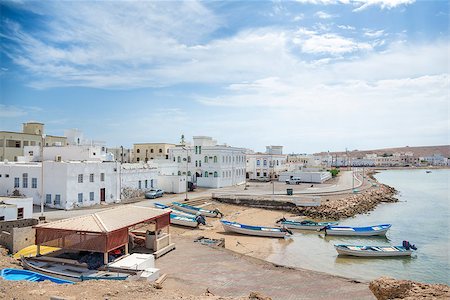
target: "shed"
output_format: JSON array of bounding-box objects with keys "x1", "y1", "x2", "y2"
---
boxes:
[{"x1": 34, "y1": 205, "x2": 171, "y2": 263}]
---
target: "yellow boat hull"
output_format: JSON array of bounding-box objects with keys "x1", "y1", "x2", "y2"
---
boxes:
[{"x1": 13, "y1": 245, "x2": 60, "y2": 259}]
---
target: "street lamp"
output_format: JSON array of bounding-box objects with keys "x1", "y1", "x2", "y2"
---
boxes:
[
  {"x1": 40, "y1": 134, "x2": 46, "y2": 221},
  {"x1": 182, "y1": 147, "x2": 189, "y2": 201}
]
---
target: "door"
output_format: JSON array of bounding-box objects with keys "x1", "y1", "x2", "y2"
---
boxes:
[{"x1": 100, "y1": 188, "x2": 105, "y2": 202}]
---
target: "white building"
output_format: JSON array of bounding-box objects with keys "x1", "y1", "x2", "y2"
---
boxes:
[
  {"x1": 246, "y1": 146, "x2": 287, "y2": 181},
  {"x1": 0, "y1": 155, "x2": 159, "y2": 210},
  {"x1": 278, "y1": 171, "x2": 332, "y2": 183},
  {"x1": 0, "y1": 196, "x2": 33, "y2": 221},
  {"x1": 169, "y1": 136, "x2": 246, "y2": 188},
  {"x1": 107, "y1": 147, "x2": 132, "y2": 163}
]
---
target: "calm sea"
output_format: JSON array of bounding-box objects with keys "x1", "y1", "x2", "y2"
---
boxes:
[{"x1": 268, "y1": 169, "x2": 449, "y2": 284}]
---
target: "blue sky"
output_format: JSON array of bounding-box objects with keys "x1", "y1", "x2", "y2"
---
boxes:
[{"x1": 1, "y1": 0, "x2": 448, "y2": 153}]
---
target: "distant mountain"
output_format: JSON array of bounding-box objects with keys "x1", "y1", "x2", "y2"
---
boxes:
[{"x1": 314, "y1": 145, "x2": 450, "y2": 158}]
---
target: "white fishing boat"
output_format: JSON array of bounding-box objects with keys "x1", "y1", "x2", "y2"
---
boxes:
[
  {"x1": 276, "y1": 217, "x2": 338, "y2": 230},
  {"x1": 335, "y1": 241, "x2": 417, "y2": 257},
  {"x1": 221, "y1": 220, "x2": 292, "y2": 238},
  {"x1": 172, "y1": 202, "x2": 223, "y2": 218},
  {"x1": 170, "y1": 214, "x2": 205, "y2": 228},
  {"x1": 154, "y1": 202, "x2": 196, "y2": 218},
  {"x1": 323, "y1": 224, "x2": 391, "y2": 236}
]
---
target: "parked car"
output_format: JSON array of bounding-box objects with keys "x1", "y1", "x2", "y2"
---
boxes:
[
  {"x1": 145, "y1": 189, "x2": 164, "y2": 199},
  {"x1": 286, "y1": 177, "x2": 302, "y2": 185}
]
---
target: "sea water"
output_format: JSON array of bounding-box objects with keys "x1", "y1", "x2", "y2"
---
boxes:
[{"x1": 268, "y1": 169, "x2": 449, "y2": 284}]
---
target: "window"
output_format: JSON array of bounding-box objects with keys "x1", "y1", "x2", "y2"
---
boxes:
[
  {"x1": 138, "y1": 180, "x2": 142, "y2": 189},
  {"x1": 195, "y1": 161, "x2": 198, "y2": 167},
  {"x1": 257, "y1": 172, "x2": 260, "y2": 177},
  {"x1": 32, "y1": 178, "x2": 37, "y2": 189},
  {"x1": 177, "y1": 156, "x2": 181, "y2": 163},
  {"x1": 137, "y1": 157, "x2": 140, "y2": 162},
  {"x1": 78, "y1": 174, "x2": 83, "y2": 183},
  {"x1": 198, "y1": 146, "x2": 201, "y2": 154},
  {"x1": 17, "y1": 208, "x2": 24, "y2": 219},
  {"x1": 204, "y1": 156, "x2": 208, "y2": 163},
  {"x1": 214, "y1": 156, "x2": 217, "y2": 163},
  {"x1": 257, "y1": 160, "x2": 260, "y2": 166},
  {"x1": 137, "y1": 149, "x2": 140, "y2": 153},
  {"x1": 173, "y1": 157, "x2": 176, "y2": 162},
  {"x1": 263, "y1": 160, "x2": 267, "y2": 166},
  {"x1": 22, "y1": 173, "x2": 28, "y2": 188},
  {"x1": 0, "y1": 216, "x2": 4, "y2": 221},
  {"x1": 90, "y1": 173, "x2": 94, "y2": 182},
  {"x1": 54, "y1": 195, "x2": 61, "y2": 205},
  {"x1": 14, "y1": 177, "x2": 19, "y2": 188},
  {"x1": 5, "y1": 174, "x2": 9, "y2": 178},
  {"x1": 204, "y1": 171, "x2": 208, "y2": 177},
  {"x1": 100, "y1": 173, "x2": 105, "y2": 181},
  {"x1": 187, "y1": 156, "x2": 191, "y2": 163},
  {"x1": 214, "y1": 171, "x2": 218, "y2": 177},
  {"x1": 187, "y1": 171, "x2": 191, "y2": 176},
  {"x1": 222, "y1": 171, "x2": 225, "y2": 177},
  {"x1": 199, "y1": 161, "x2": 201, "y2": 167},
  {"x1": 46, "y1": 194, "x2": 51, "y2": 204},
  {"x1": 159, "y1": 149, "x2": 162, "y2": 153},
  {"x1": 178, "y1": 171, "x2": 181, "y2": 176},
  {"x1": 145, "y1": 180, "x2": 148, "y2": 188},
  {"x1": 90, "y1": 192, "x2": 94, "y2": 201},
  {"x1": 263, "y1": 172, "x2": 267, "y2": 177},
  {"x1": 78, "y1": 193, "x2": 83, "y2": 203},
  {"x1": 195, "y1": 146, "x2": 198, "y2": 154}
]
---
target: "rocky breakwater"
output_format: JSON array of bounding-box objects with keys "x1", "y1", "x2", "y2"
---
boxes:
[
  {"x1": 369, "y1": 277, "x2": 450, "y2": 299},
  {"x1": 294, "y1": 184, "x2": 398, "y2": 220}
]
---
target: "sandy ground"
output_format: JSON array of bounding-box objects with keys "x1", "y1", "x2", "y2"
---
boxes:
[{"x1": 169, "y1": 202, "x2": 301, "y2": 260}]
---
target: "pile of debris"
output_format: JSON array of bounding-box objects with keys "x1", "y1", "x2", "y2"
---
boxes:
[{"x1": 370, "y1": 277, "x2": 450, "y2": 299}]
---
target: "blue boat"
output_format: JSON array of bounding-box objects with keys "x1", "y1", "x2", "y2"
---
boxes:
[
  {"x1": 154, "y1": 202, "x2": 196, "y2": 217},
  {"x1": 1, "y1": 268, "x2": 74, "y2": 284},
  {"x1": 322, "y1": 224, "x2": 391, "y2": 236}
]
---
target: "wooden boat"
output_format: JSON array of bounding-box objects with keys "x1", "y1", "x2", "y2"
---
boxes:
[
  {"x1": 172, "y1": 202, "x2": 223, "y2": 218},
  {"x1": 335, "y1": 241, "x2": 417, "y2": 257},
  {"x1": 21, "y1": 256, "x2": 134, "y2": 282},
  {"x1": 154, "y1": 202, "x2": 196, "y2": 217},
  {"x1": 426, "y1": 170, "x2": 432, "y2": 173},
  {"x1": 275, "y1": 217, "x2": 338, "y2": 230},
  {"x1": 1, "y1": 268, "x2": 74, "y2": 284},
  {"x1": 170, "y1": 214, "x2": 205, "y2": 228},
  {"x1": 221, "y1": 220, "x2": 292, "y2": 238},
  {"x1": 322, "y1": 224, "x2": 391, "y2": 236}
]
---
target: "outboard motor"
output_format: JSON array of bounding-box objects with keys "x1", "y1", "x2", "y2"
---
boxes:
[
  {"x1": 213, "y1": 208, "x2": 224, "y2": 218},
  {"x1": 276, "y1": 217, "x2": 287, "y2": 224},
  {"x1": 281, "y1": 226, "x2": 293, "y2": 235},
  {"x1": 402, "y1": 240, "x2": 417, "y2": 250},
  {"x1": 195, "y1": 215, "x2": 206, "y2": 226}
]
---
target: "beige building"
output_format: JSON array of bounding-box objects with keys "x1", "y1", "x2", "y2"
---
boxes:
[
  {"x1": 0, "y1": 122, "x2": 67, "y2": 162},
  {"x1": 132, "y1": 143, "x2": 175, "y2": 163}
]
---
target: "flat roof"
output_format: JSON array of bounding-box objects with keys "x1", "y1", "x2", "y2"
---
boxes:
[
  {"x1": 0, "y1": 131, "x2": 66, "y2": 138},
  {"x1": 34, "y1": 205, "x2": 170, "y2": 233}
]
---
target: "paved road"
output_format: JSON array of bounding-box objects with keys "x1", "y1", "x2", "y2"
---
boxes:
[{"x1": 157, "y1": 236, "x2": 375, "y2": 300}]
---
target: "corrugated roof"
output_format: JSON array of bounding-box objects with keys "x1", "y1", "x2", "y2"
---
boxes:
[{"x1": 35, "y1": 205, "x2": 169, "y2": 233}]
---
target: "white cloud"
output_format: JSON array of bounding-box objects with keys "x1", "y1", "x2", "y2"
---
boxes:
[
  {"x1": 295, "y1": 0, "x2": 415, "y2": 11},
  {"x1": 364, "y1": 29, "x2": 385, "y2": 38},
  {"x1": 315, "y1": 11, "x2": 335, "y2": 19},
  {"x1": 294, "y1": 29, "x2": 372, "y2": 55},
  {"x1": 337, "y1": 25, "x2": 356, "y2": 30},
  {"x1": 0, "y1": 105, "x2": 28, "y2": 117}
]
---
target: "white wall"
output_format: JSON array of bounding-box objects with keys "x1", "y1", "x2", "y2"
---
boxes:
[
  {"x1": 157, "y1": 175, "x2": 186, "y2": 193},
  {"x1": 121, "y1": 164, "x2": 158, "y2": 191},
  {"x1": 0, "y1": 162, "x2": 42, "y2": 205},
  {"x1": 44, "y1": 145, "x2": 109, "y2": 162},
  {"x1": 1, "y1": 197, "x2": 33, "y2": 220},
  {"x1": 279, "y1": 171, "x2": 332, "y2": 183}
]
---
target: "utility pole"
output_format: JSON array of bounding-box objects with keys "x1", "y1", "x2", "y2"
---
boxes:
[{"x1": 40, "y1": 134, "x2": 46, "y2": 221}]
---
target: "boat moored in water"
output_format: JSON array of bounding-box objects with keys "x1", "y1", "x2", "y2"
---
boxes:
[
  {"x1": 322, "y1": 224, "x2": 391, "y2": 236},
  {"x1": 221, "y1": 220, "x2": 292, "y2": 238},
  {"x1": 276, "y1": 217, "x2": 338, "y2": 230},
  {"x1": 335, "y1": 241, "x2": 417, "y2": 257},
  {"x1": 172, "y1": 202, "x2": 223, "y2": 218}
]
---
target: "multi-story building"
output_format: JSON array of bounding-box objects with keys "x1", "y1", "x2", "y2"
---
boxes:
[
  {"x1": 246, "y1": 146, "x2": 287, "y2": 181},
  {"x1": 420, "y1": 154, "x2": 449, "y2": 166},
  {"x1": 0, "y1": 145, "x2": 159, "y2": 210},
  {"x1": 132, "y1": 143, "x2": 175, "y2": 163},
  {"x1": 169, "y1": 136, "x2": 246, "y2": 188},
  {"x1": 0, "y1": 122, "x2": 67, "y2": 162}
]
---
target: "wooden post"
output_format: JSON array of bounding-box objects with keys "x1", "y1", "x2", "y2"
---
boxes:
[
  {"x1": 124, "y1": 243, "x2": 129, "y2": 255},
  {"x1": 104, "y1": 252, "x2": 108, "y2": 265},
  {"x1": 36, "y1": 244, "x2": 41, "y2": 257}
]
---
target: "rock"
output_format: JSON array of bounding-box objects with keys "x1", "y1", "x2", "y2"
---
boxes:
[
  {"x1": 248, "y1": 291, "x2": 272, "y2": 300},
  {"x1": 369, "y1": 277, "x2": 450, "y2": 299}
]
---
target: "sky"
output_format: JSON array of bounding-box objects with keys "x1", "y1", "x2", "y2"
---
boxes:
[{"x1": 0, "y1": 0, "x2": 449, "y2": 154}]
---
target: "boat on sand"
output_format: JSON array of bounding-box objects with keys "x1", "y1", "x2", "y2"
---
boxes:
[{"x1": 172, "y1": 202, "x2": 223, "y2": 218}]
